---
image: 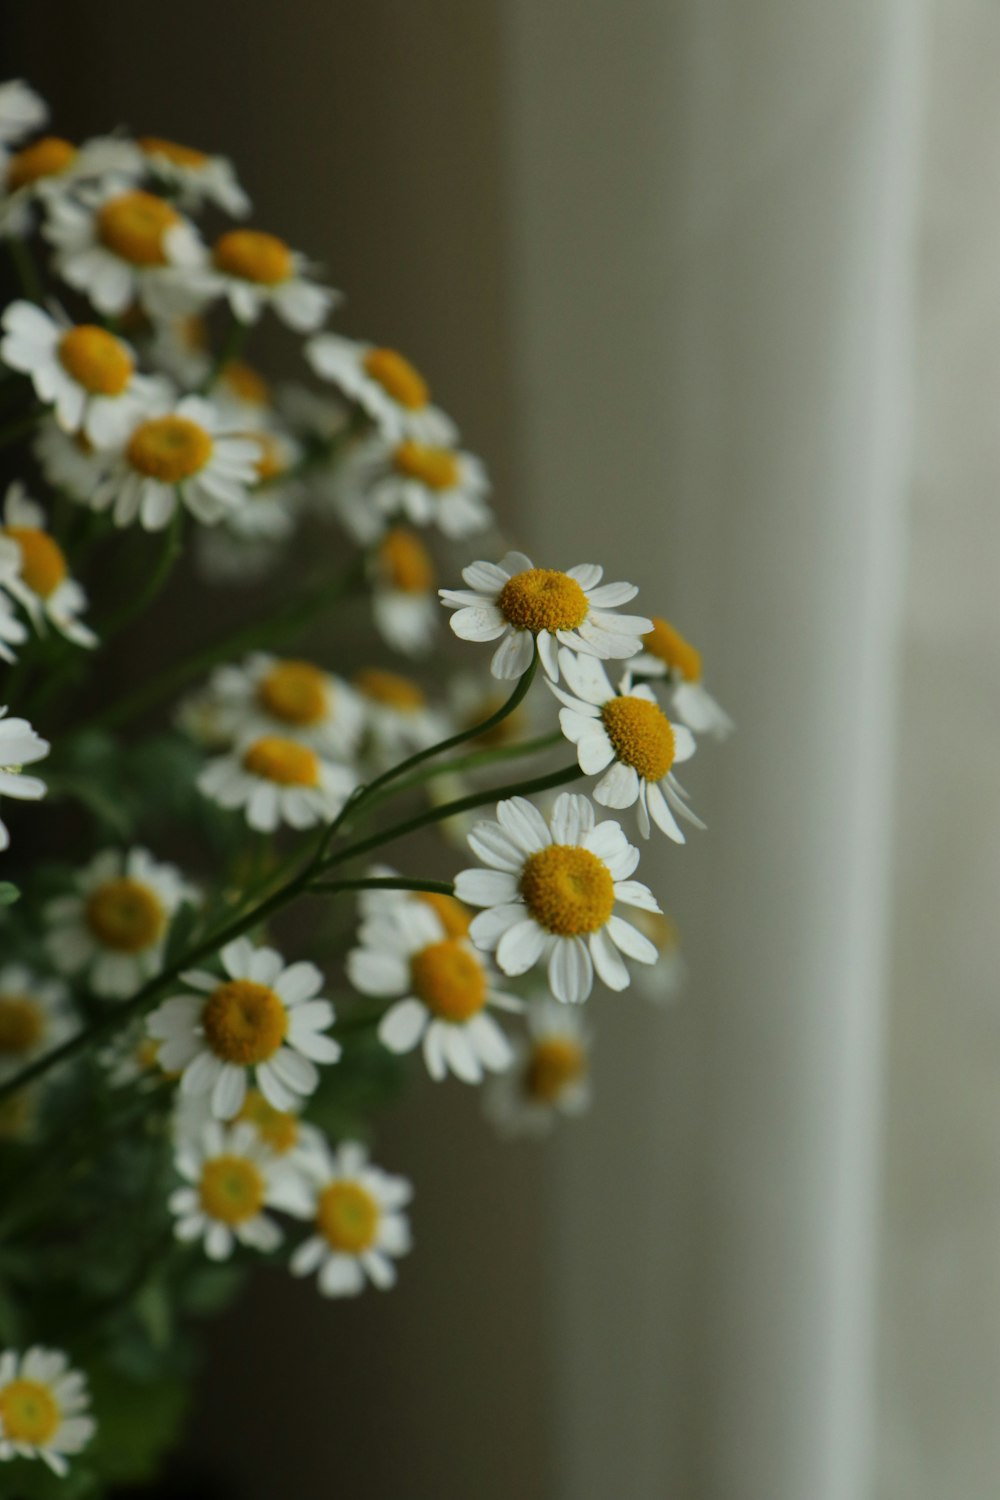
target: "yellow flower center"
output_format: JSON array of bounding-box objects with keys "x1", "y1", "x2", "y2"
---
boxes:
[
  {"x1": 498, "y1": 568, "x2": 589, "y2": 635},
  {"x1": 392, "y1": 439, "x2": 459, "y2": 490},
  {"x1": 221, "y1": 358, "x2": 270, "y2": 409},
  {"x1": 0, "y1": 995, "x2": 45, "y2": 1056},
  {"x1": 415, "y1": 891, "x2": 470, "y2": 938},
  {"x1": 97, "y1": 189, "x2": 181, "y2": 266},
  {"x1": 354, "y1": 668, "x2": 426, "y2": 711},
  {"x1": 249, "y1": 431, "x2": 286, "y2": 484},
  {"x1": 317, "y1": 1180, "x2": 379, "y2": 1253},
  {"x1": 85, "y1": 877, "x2": 165, "y2": 953},
  {"x1": 0, "y1": 1378, "x2": 59, "y2": 1446},
  {"x1": 520, "y1": 845, "x2": 615, "y2": 936},
  {"x1": 202, "y1": 979, "x2": 287, "y2": 1065},
  {"x1": 127, "y1": 414, "x2": 213, "y2": 482},
  {"x1": 213, "y1": 229, "x2": 293, "y2": 285},
  {"x1": 139, "y1": 135, "x2": 209, "y2": 168},
  {"x1": 7, "y1": 136, "x2": 77, "y2": 189},
  {"x1": 525, "y1": 1036, "x2": 587, "y2": 1102},
  {"x1": 377, "y1": 528, "x2": 436, "y2": 593},
  {"x1": 242, "y1": 736, "x2": 320, "y2": 787},
  {"x1": 257, "y1": 661, "x2": 328, "y2": 727},
  {"x1": 410, "y1": 939, "x2": 487, "y2": 1022},
  {"x1": 198, "y1": 1154, "x2": 266, "y2": 1226},
  {"x1": 362, "y1": 348, "x2": 429, "y2": 410},
  {"x1": 600, "y1": 695, "x2": 675, "y2": 782},
  {"x1": 58, "y1": 324, "x2": 133, "y2": 396},
  {"x1": 236, "y1": 1088, "x2": 299, "y2": 1154},
  {"x1": 3, "y1": 526, "x2": 67, "y2": 599},
  {"x1": 643, "y1": 617, "x2": 702, "y2": 683}
]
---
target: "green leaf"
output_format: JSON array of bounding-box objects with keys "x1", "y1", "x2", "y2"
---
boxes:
[
  {"x1": 83, "y1": 1366, "x2": 189, "y2": 1486},
  {"x1": 0, "y1": 881, "x2": 19, "y2": 905}
]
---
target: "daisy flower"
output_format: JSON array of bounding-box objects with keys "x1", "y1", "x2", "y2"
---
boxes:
[
  {"x1": 99, "y1": 1020, "x2": 172, "y2": 1090},
  {"x1": 0, "y1": 301, "x2": 159, "y2": 447},
  {"x1": 0, "y1": 134, "x2": 140, "y2": 237},
  {"x1": 630, "y1": 910, "x2": 687, "y2": 1005},
  {"x1": 334, "y1": 432, "x2": 491, "y2": 542},
  {"x1": 349, "y1": 900, "x2": 521, "y2": 1084},
  {"x1": 184, "y1": 228, "x2": 334, "y2": 332},
  {"x1": 198, "y1": 653, "x2": 365, "y2": 760},
  {"x1": 455, "y1": 792, "x2": 661, "y2": 1004},
  {"x1": 0, "y1": 80, "x2": 46, "y2": 147},
  {"x1": 197, "y1": 733, "x2": 356, "y2": 834},
  {"x1": 484, "y1": 1000, "x2": 591, "y2": 1138},
  {"x1": 233, "y1": 1086, "x2": 326, "y2": 1166},
  {"x1": 45, "y1": 847, "x2": 195, "y2": 999},
  {"x1": 289, "y1": 1140, "x2": 412, "y2": 1297},
  {"x1": 148, "y1": 313, "x2": 211, "y2": 389},
  {"x1": 138, "y1": 135, "x2": 250, "y2": 216},
  {"x1": 371, "y1": 526, "x2": 438, "y2": 656},
  {"x1": 353, "y1": 667, "x2": 448, "y2": 764},
  {"x1": 356, "y1": 863, "x2": 475, "y2": 937},
  {"x1": 0, "y1": 1347, "x2": 94, "y2": 1476},
  {"x1": 147, "y1": 937, "x2": 341, "y2": 1119},
  {"x1": 33, "y1": 418, "x2": 111, "y2": 502},
  {"x1": 306, "y1": 332, "x2": 455, "y2": 444},
  {"x1": 633, "y1": 616, "x2": 734, "y2": 739},
  {"x1": 0, "y1": 483, "x2": 96, "y2": 648},
  {"x1": 169, "y1": 1120, "x2": 308, "y2": 1261},
  {"x1": 0, "y1": 708, "x2": 49, "y2": 852},
  {"x1": 194, "y1": 425, "x2": 302, "y2": 585},
  {"x1": 551, "y1": 650, "x2": 701, "y2": 841},
  {"x1": 90, "y1": 395, "x2": 261, "y2": 531},
  {"x1": 44, "y1": 177, "x2": 203, "y2": 318},
  {"x1": 440, "y1": 551, "x2": 652, "y2": 682},
  {"x1": 211, "y1": 357, "x2": 273, "y2": 424},
  {"x1": 0, "y1": 965, "x2": 73, "y2": 1081}
]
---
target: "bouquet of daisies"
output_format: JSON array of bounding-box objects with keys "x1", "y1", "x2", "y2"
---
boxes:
[{"x1": 0, "y1": 77, "x2": 731, "y2": 1495}]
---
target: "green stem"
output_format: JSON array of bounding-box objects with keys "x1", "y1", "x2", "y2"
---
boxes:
[
  {"x1": 309, "y1": 875, "x2": 454, "y2": 897},
  {"x1": 364, "y1": 730, "x2": 561, "y2": 808},
  {"x1": 7, "y1": 237, "x2": 43, "y2": 303}
]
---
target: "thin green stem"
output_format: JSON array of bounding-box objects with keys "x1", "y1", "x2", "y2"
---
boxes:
[
  {"x1": 309, "y1": 875, "x2": 454, "y2": 897},
  {"x1": 364, "y1": 730, "x2": 561, "y2": 808}
]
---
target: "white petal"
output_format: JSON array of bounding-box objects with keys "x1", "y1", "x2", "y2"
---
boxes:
[
  {"x1": 550, "y1": 792, "x2": 595, "y2": 845},
  {"x1": 490, "y1": 628, "x2": 534, "y2": 680},
  {"x1": 452, "y1": 868, "x2": 518, "y2": 907},
  {"x1": 607, "y1": 914, "x2": 659, "y2": 964},
  {"x1": 496, "y1": 796, "x2": 551, "y2": 855},
  {"x1": 589, "y1": 927, "x2": 630, "y2": 991},
  {"x1": 548, "y1": 936, "x2": 593, "y2": 1003},
  {"x1": 378, "y1": 998, "x2": 427, "y2": 1053},
  {"x1": 496, "y1": 918, "x2": 547, "y2": 976}
]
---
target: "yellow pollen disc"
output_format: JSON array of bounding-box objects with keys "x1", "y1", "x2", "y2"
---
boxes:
[
  {"x1": 643, "y1": 617, "x2": 702, "y2": 683},
  {"x1": 97, "y1": 189, "x2": 181, "y2": 266},
  {"x1": 498, "y1": 568, "x2": 589, "y2": 635},
  {"x1": 85, "y1": 877, "x2": 165, "y2": 953},
  {"x1": 354, "y1": 668, "x2": 426, "y2": 711},
  {"x1": 601, "y1": 695, "x2": 675, "y2": 782},
  {"x1": 363, "y1": 347, "x2": 429, "y2": 410},
  {"x1": 520, "y1": 845, "x2": 615, "y2": 936},
  {"x1": 127, "y1": 415, "x2": 212, "y2": 483},
  {"x1": 378, "y1": 528, "x2": 436, "y2": 593},
  {"x1": 258, "y1": 661, "x2": 328, "y2": 727},
  {"x1": 199, "y1": 1154, "x2": 266, "y2": 1225},
  {"x1": 213, "y1": 229, "x2": 293, "y2": 285},
  {"x1": 202, "y1": 979, "x2": 287, "y2": 1065},
  {"x1": 410, "y1": 939, "x2": 487, "y2": 1022},
  {"x1": 58, "y1": 324, "x2": 133, "y2": 396},
  {"x1": 249, "y1": 432, "x2": 285, "y2": 483},
  {"x1": 3, "y1": 527, "x2": 67, "y2": 599},
  {"x1": 139, "y1": 135, "x2": 209, "y2": 168},
  {"x1": 392, "y1": 439, "x2": 459, "y2": 490},
  {"x1": 237, "y1": 1088, "x2": 299, "y2": 1154},
  {"x1": 525, "y1": 1036, "x2": 587, "y2": 1103},
  {"x1": 7, "y1": 136, "x2": 77, "y2": 189},
  {"x1": 0, "y1": 1378, "x2": 59, "y2": 1446},
  {"x1": 0, "y1": 995, "x2": 45, "y2": 1055},
  {"x1": 221, "y1": 358, "x2": 270, "y2": 408},
  {"x1": 242, "y1": 736, "x2": 320, "y2": 787},
  {"x1": 317, "y1": 1180, "x2": 379, "y2": 1253},
  {"x1": 416, "y1": 891, "x2": 470, "y2": 938}
]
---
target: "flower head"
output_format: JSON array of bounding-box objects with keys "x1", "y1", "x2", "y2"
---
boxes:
[
  {"x1": 332, "y1": 432, "x2": 491, "y2": 542},
  {"x1": 0, "y1": 483, "x2": 97, "y2": 648},
  {"x1": 0, "y1": 1347, "x2": 94, "y2": 1476},
  {"x1": 197, "y1": 732, "x2": 357, "y2": 833},
  {"x1": 0, "y1": 134, "x2": 140, "y2": 237},
  {"x1": 139, "y1": 135, "x2": 249, "y2": 216},
  {"x1": 169, "y1": 1119, "x2": 309, "y2": 1261},
  {"x1": 634, "y1": 616, "x2": 733, "y2": 739},
  {"x1": 306, "y1": 333, "x2": 455, "y2": 444},
  {"x1": 0, "y1": 965, "x2": 73, "y2": 1081},
  {"x1": 289, "y1": 1140, "x2": 412, "y2": 1297},
  {"x1": 0, "y1": 708, "x2": 48, "y2": 852},
  {"x1": 192, "y1": 653, "x2": 365, "y2": 761},
  {"x1": 484, "y1": 999, "x2": 591, "y2": 1138},
  {"x1": 182, "y1": 227, "x2": 335, "y2": 331},
  {"x1": 370, "y1": 526, "x2": 438, "y2": 656}
]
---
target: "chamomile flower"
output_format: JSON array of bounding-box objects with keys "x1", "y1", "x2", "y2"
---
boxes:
[
  {"x1": 211, "y1": 358, "x2": 272, "y2": 424},
  {"x1": 0, "y1": 708, "x2": 49, "y2": 852},
  {"x1": 90, "y1": 395, "x2": 261, "y2": 531},
  {"x1": 0, "y1": 302, "x2": 159, "y2": 447},
  {"x1": 630, "y1": 910, "x2": 687, "y2": 1005},
  {"x1": 353, "y1": 668, "x2": 448, "y2": 764},
  {"x1": 0, "y1": 134, "x2": 140, "y2": 237},
  {"x1": 147, "y1": 937, "x2": 341, "y2": 1119},
  {"x1": 371, "y1": 527, "x2": 438, "y2": 656},
  {"x1": 148, "y1": 313, "x2": 211, "y2": 388},
  {"x1": 484, "y1": 1000, "x2": 591, "y2": 1138},
  {"x1": 349, "y1": 900, "x2": 520, "y2": 1084},
  {"x1": 551, "y1": 650, "x2": 700, "y2": 841},
  {"x1": 233, "y1": 1087, "x2": 326, "y2": 1166},
  {"x1": 44, "y1": 177, "x2": 204, "y2": 317},
  {"x1": 455, "y1": 792, "x2": 661, "y2": 1004},
  {"x1": 34, "y1": 418, "x2": 111, "y2": 502},
  {"x1": 356, "y1": 863, "x2": 475, "y2": 937},
  {"x1": 633, "y1": 616, "x2": 733, "y2": 739},
  {"x1": 138, "y1": 135, "x2": 250, "y2": 216},
  {"x1": 0, "y1": 965, "x2": 73, "y2": 1081},
  {"x1": 334, "y1": 432, "x2": 491, "y2": 542},
  {"x1": 289, "y1": 1140, "x2": 412, "y2": 1297},
  {"x1": 0, "y1": 80, "x2": 47, "y2": 147},
  {"x1": 194, "y1": 429, "x2": 301, "y2": 584},
  {"x1": 99, "y1": 1021, "x2": 171, "y2": 1089},
  {"x1": 169, "y1": 1120, "x2": 309, "y2": 1261},
  {"x1": 184, "y1": 228, "x2": 334, "y2": 331},
  {"x1": 44, "y1": 847, "x2": 195, "y2": 999},
  {"x1": 0, "y1": 1347, "x2": 94, "y2": 1476},
  {"x1": 0, "y1": 483, "x2": 97, "y2": 648},
  {"x1": 306, "y1": 332, "x2": 456, "y2": 444},
  {"x1": 440, "y1": 552, "x2": 652, "y2": 682},
  {"x1": 198, "y1": 653, "x2": 365, "y2": 760},
  {"x1": 197, "y1": 733, "x2": 356, "y2": 834}
]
